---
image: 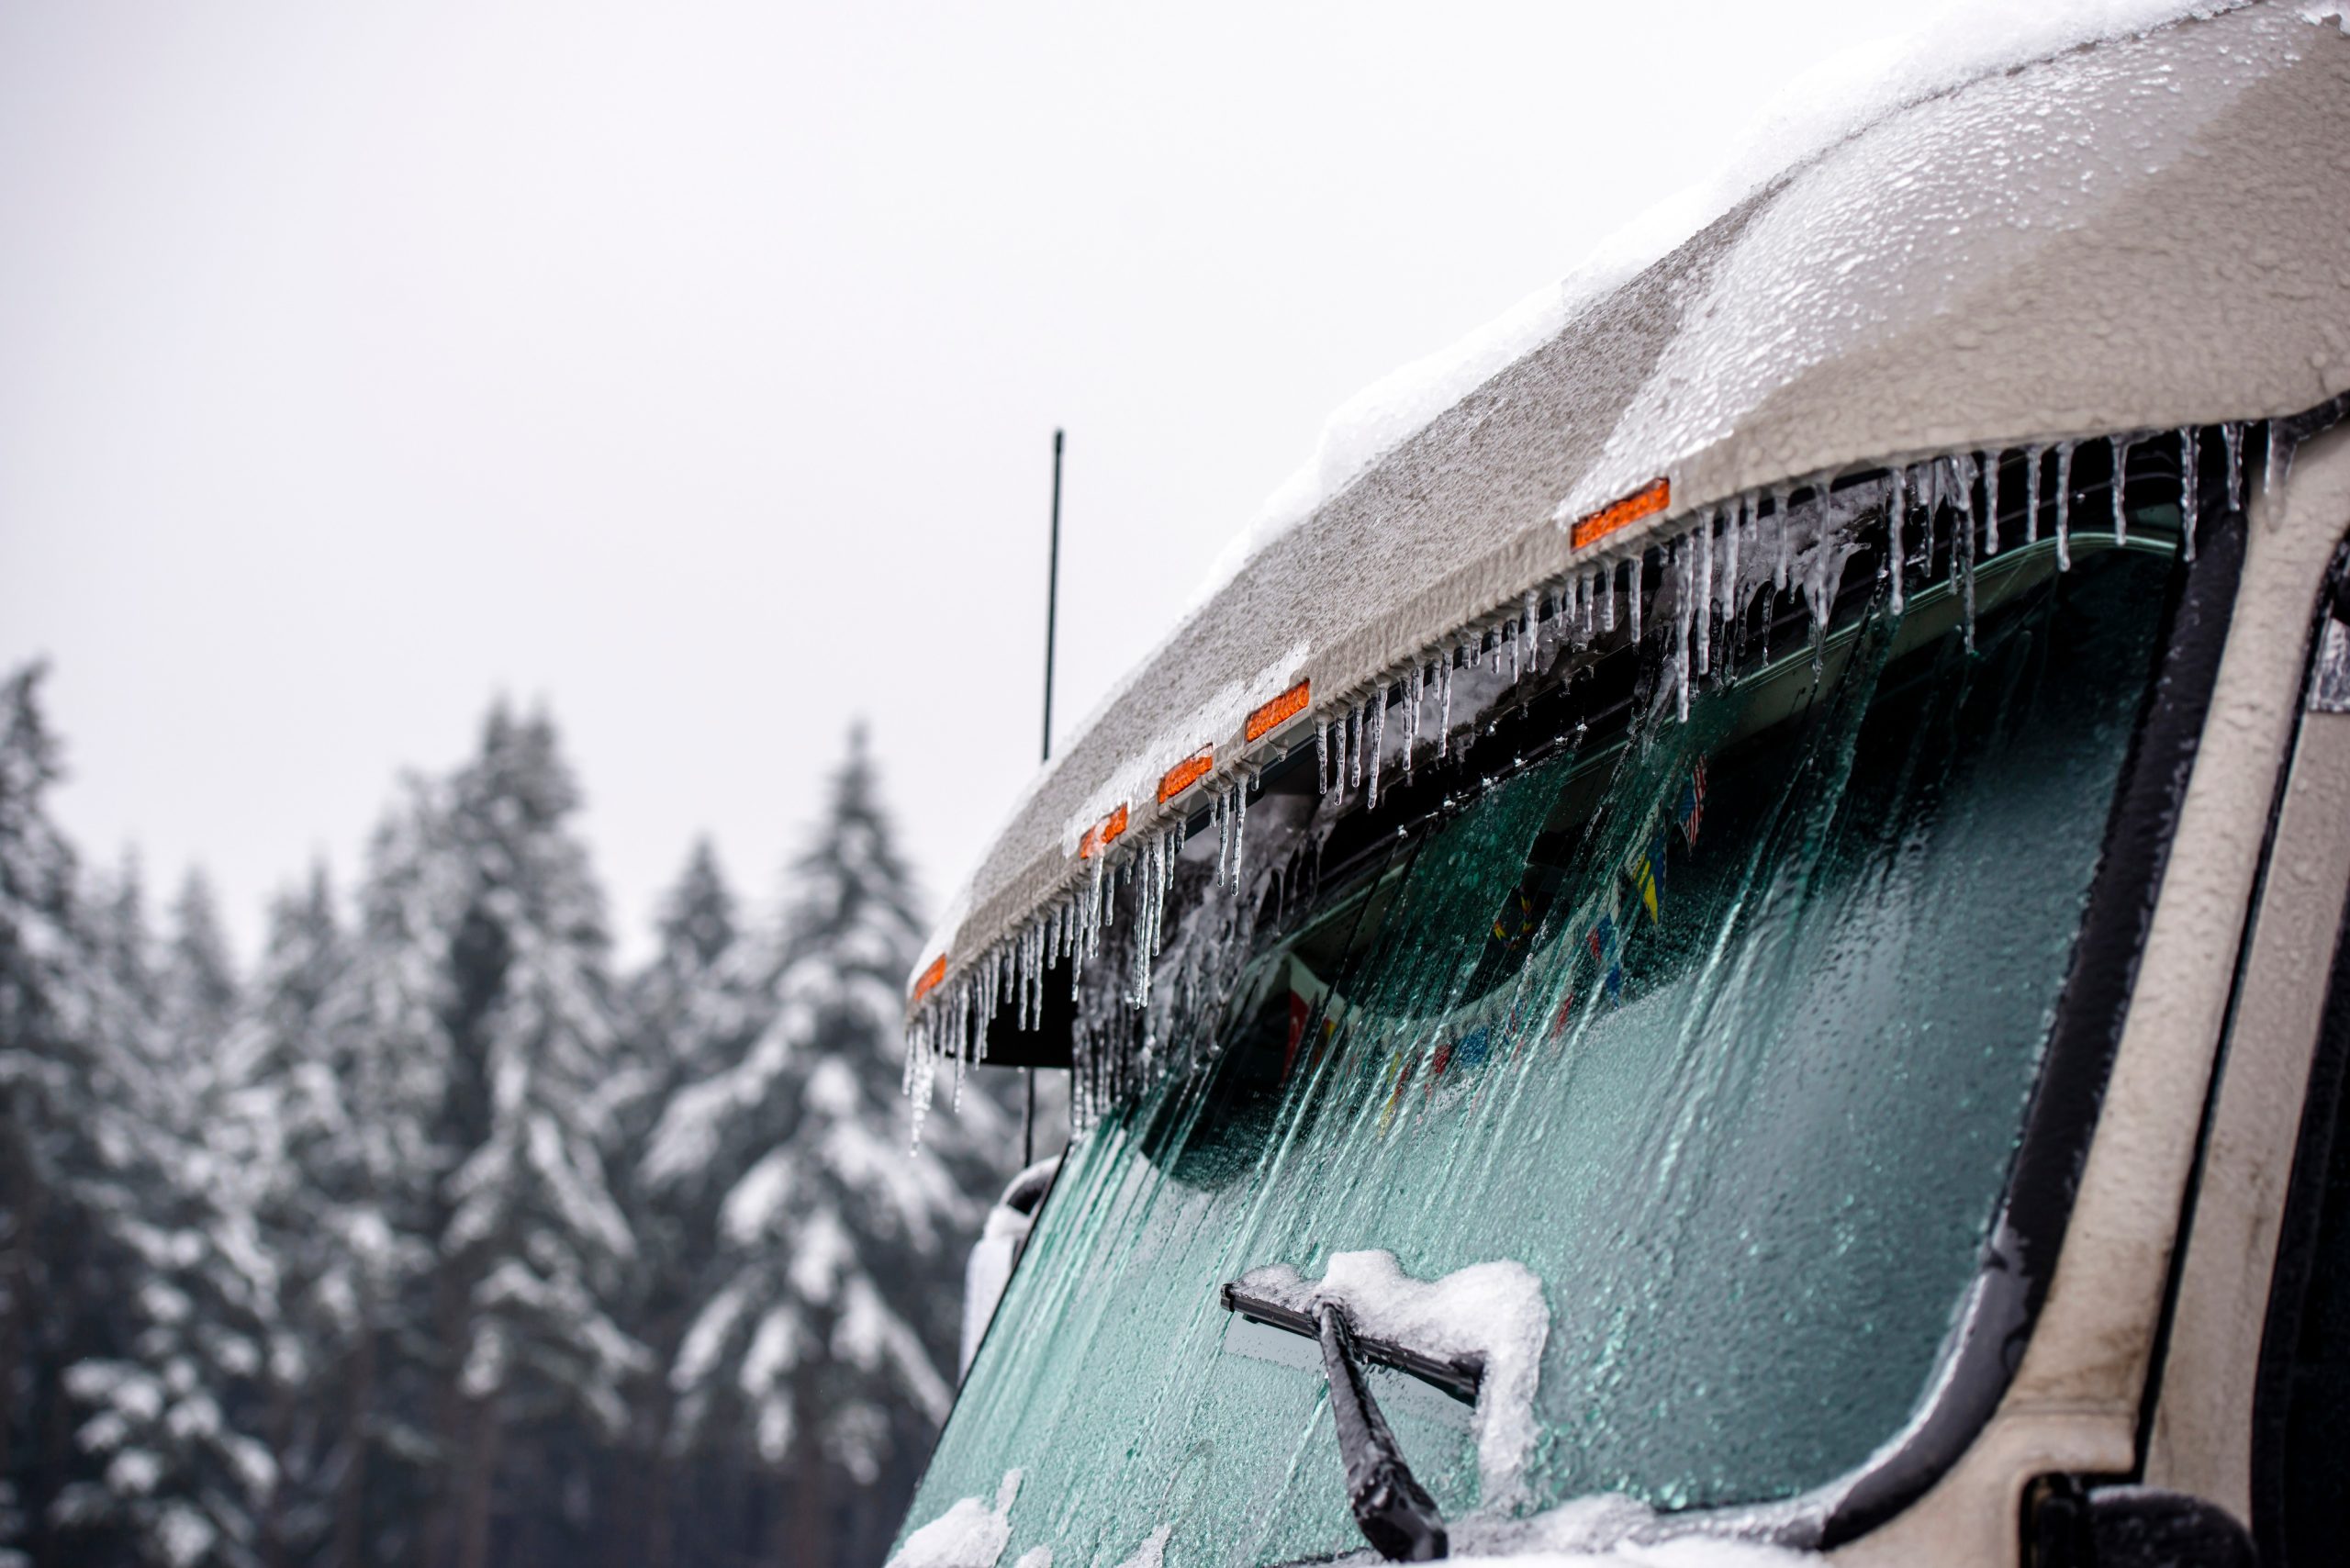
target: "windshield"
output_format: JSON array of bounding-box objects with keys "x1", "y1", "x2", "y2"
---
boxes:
[{"x1": 903, "y1": 532, "x2": 2174, "y2": 1566}]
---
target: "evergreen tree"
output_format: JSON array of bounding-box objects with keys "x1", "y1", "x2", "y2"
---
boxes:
[
  {"x1": 156, "y1": 875, "x2": 239, "y2": 1115},
  {"x1": 647, "y1": 726, "x2": 1010, "y2": 1568},
  {"x1": 87, "y1": 858, "x2": 167, "y2": 1140},
  {"x1": 0, "y1": 672, "x2": 264, "y2": 1568},
  {"x1": 0, "y1": 663, "x2": 107, "y2": 1566},
  {"x1": 60, "y1": 868, "x2": 277, "y2": 1568},
  {"x1": 601, "y1": 842, "x2": 749, "y2": 1568},
  {"x1": 213, "y1": 868, "x2": 363, "y2": 1564},
  {"x1": 418, "y1": 705, "x2": 642, "y2": 1568},
  {"x1": 308, "y1": 783, "x2": 454, "y2": 1568}
]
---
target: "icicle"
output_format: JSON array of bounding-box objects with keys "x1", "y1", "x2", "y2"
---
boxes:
[
  {"x1": 1627, "y1": 556, "x2": 1642, "y2": 643},
  {"x1": 1404, "y1": 662, "x2": 1423, "y2": 781},
  {"x1": 1367, "y1": 684, "x2": 1388, "y2": 808},
  {"x1": 1724, "y1": 496, "x2": 1743, "y2": 628},
  {"x1": 2023, "y1": 445, "x2": 2043, "y2": 545},
  {"x1": 2111, "y1": 433, "x2": 2132, "y2": 544},
  {"x1": 1345, "y1": 704, "x2": 1360, "y2": 790},
  {"x1": 2223, "y1": 421, "x2": 2244, "y2": 513},
  {"x1": 1231, "y1": 775, "x2": 1248, "y2": 890},
  {"x1": 1694, "y1": 509, "x2": 1715, "y2": 676},
  {"x1": 1437, "y1": 646, "x2": 1454, "y2": 757},
  {"x1": 1315, "y1": 719, "x2": 1329, "y2": 795},
  {"x1": 1673, "y1": 535, "x2": 1693, "y2": 722},
  {"x1": 2054, "y1": 442, "x2": 2075, "y2": 570},
  {"x1": 1026, "y1": 924, "x2": 1041, "y2": 1031},
  {"x1": 1953, "y1": 454, "x2": 1977, "y2": 654},
  {"x1": 1212, "y1": 788, "x2": 1227, "y2": 889},
  {"x1": 1807, "y1": 502, "x2": 1834, "y2": 635},
  {"x1": 1919, "y1": 460, "x2": 1938, "y2": 566},
  {"x1": 1887, "y1": 466, "x2": 1907, "y2": 614},
  {"x1": 2263, "y1": 419, "x2": 2280, "y2": 501},
  {"x1": 1525, "y1": 589, "x2": 1539, "y2": 668},
  {"x1": 2180, "y1": 426, "x2": 2199, "y2": 562},
  {"x1": 1982, "y1": 449, "x2": 2001, "y2": 558},
  {"x1": 1601, "y1": 561, "x2": 1617, "y2": 633},
  {"x1": 1130, "y1": 841, "x2": 1151, "y2": 1006},
  {"x1": 1773, "y1": 487, "x2": 1792, "y2": 592}
]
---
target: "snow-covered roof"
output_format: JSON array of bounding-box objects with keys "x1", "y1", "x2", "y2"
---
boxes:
[{"x1": 912, "y1": 0, "x2": 2350, "y2": 1010}]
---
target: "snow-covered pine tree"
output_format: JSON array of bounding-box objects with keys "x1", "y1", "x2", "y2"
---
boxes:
[
  {"x1": 420, "y1": 704, "x2": 643, "y2": 1568},
  {"x1": 156, "y1": 873, "x2": 240, "y2": 1118},
  {"x1": 646, "y1": 726, "x2": 1013, "y2": 1568},
  {"x1": 211, "y1": 867, "x2": 365, "y2": 1563},
  {"x1": 57, "y1": 865, "x2": 290, "y2": 1568},
  {"x1": 610, "y1": 840, "x2": 744, "y2": 1166},
  {"x1": 86, "y1": 857, "x2": 168, "y2": 1137},
  {"x1": 601, "y1": 841, "x2": 752, "y2": 1568},
  {"x1": 308, "y1": 780, "x2": 455, "y2": 1567},
  {"x1": 0, "y1": 670, "x2": 270, "y2": 1568},
  {"x1": 0, "y1": 662, "x2": 112, "y2": 1566}
]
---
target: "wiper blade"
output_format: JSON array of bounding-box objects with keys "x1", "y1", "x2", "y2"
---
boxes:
[
  {"x1": 1221, "y1": 1283, "x2": 1484, "y2": 1405},
  {"x1": 1220, "y1": 1283, "x2": 1457, "y2": 1562}
]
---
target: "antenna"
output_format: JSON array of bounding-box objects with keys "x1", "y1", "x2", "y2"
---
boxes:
[
  {"x1": 1042, "y1": 429, "x2": 1064, "y2": 764},
  {"x1": 1027, "y1": 429, "x2": 1064, "y2": 1167}
]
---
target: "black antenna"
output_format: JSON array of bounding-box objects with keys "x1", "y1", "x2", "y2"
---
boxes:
[
  {"x1": 1042, "y1": 429, "x2": 1063, "y2": 763},
  {"x1": 1026, "y1": 429, "x2": 1064, "y2": 1167}
]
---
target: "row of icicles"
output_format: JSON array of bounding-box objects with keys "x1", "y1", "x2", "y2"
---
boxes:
[{"x1": 907, "y1": 420, "x2": 2276, "y2": 1141}]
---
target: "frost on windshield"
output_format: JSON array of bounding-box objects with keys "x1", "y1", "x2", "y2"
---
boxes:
[{"x1": 898, "y1": 465, "x2": 2192, "y2": 1563}]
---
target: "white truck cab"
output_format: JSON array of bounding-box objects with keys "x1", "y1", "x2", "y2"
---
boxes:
[{"x1": 892, "y1": 6, "x2": 2350, "y2": 1564}]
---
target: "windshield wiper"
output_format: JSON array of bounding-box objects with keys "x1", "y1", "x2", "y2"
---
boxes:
[
  {"x1": 1221, "y1": 1282, "x2": 1457, "y2": 1562},
  {"x1": 1221, "y1": 1283, "x2": 1483, "y2": 1404}
]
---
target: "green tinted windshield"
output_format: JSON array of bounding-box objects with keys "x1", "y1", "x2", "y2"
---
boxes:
[{"x1": 906, "y1": 536, "x2": 2171, "y2": 1566}]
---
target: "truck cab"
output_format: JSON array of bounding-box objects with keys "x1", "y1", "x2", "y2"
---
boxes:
[{"x1": 892, "y1": 6, "x2": 2350, "y2": 1563}]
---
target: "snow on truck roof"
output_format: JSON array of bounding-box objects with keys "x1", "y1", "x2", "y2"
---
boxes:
[{"x1": 909, "y1": 1, "x2": 2350, "y2": 1025}]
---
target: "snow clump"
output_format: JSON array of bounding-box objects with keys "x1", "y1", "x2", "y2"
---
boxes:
[
  {"x1": 889, "y1": 1468, "x2": 1024, "y2": 1568},
  {"x1": 1234, "y1": 1249, "x2": 1550, "y2": 1507}
]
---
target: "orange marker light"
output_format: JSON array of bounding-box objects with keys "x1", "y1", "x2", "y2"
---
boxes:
[
  {"x1": 1246, "y1": 680, "x2": 1311, "y2": 743},
  {"x1": 911, "y1": 954, "x2": 946, "y2": 1004},
  {"x1": 1158, "y1": 749, "x2": 1214, "y2": 802},
  {"x1": 1080, "y1": 803, "x2": 1129, "y2": 859},
  {"x1": 1571, "y1": 477, "x2": 1671, "y2": 550}
]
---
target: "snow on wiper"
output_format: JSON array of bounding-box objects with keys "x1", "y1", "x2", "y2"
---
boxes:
[
  {"x1": 1221, "y1": 1282, "x2": 1483, "y2": 1405},
  {"x1": 1228, "y1": 1250, "x2": 1550, "y2": 1510}
]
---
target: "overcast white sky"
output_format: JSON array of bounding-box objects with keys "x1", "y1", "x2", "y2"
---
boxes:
[{"x1": 0, "y1": 0, "x2": 1921, "y2": 962}]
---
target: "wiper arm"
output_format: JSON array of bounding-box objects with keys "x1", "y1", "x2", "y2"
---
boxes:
[{"x1": 1221, "y1": 1283, "x2": 1453, "y2": 1562}]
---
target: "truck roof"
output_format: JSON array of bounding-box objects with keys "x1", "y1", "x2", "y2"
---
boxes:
[{"x1": 910, "y1": 1, "x2": 2350, "y2": 1028}]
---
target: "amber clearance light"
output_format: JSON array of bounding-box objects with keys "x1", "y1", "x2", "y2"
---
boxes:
[
  {"x1": 1158, "y1": 749, "x2": 1214, "y2": 802},
  {"x1": 1246, "y1": 680, "x2": 1311, "y2": 743},
  {"x1": 1079, "y1": 803, "x2": 1129, "y2": 860},
  {"x1": 911, "y1": 954, "x2": 946, "y2": 1004},
  {"x1": 1571, "y1": 477, "x2": 1671, "y2": 549}
]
